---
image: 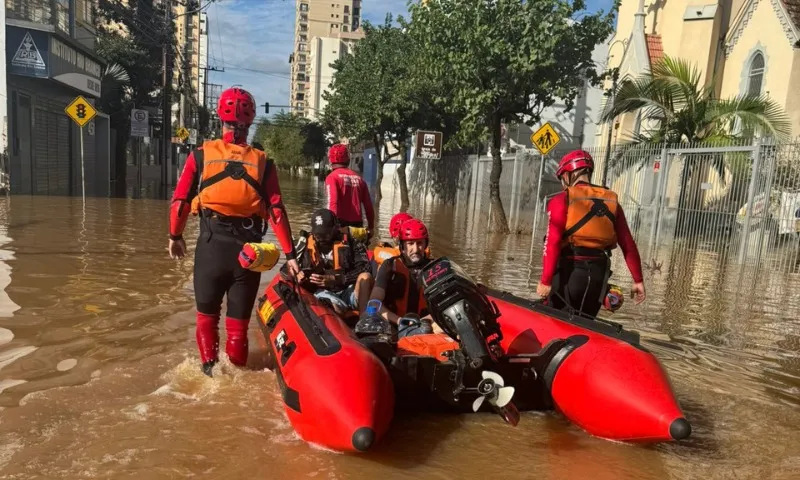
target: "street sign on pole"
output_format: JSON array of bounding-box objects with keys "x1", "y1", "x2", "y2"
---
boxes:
[
  {"x1": 530, "y1": 122, "x2": 561, "y2": 156},
  {"x1": 130, "y1": 108, "x2": 149, "y2": 137},
  {"x1": 414, "y1": 130, "x2": 443, "y2": 160},
  {"x1": 65, "y1": 96, "x2": 97, "y2": 203}
]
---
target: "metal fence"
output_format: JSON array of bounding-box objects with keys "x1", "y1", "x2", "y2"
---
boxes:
[{"x1": 408, "y1": 139, "x2": 800, "y2": 271}]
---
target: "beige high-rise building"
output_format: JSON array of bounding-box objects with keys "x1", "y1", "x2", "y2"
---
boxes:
[
  {"x1": 290, "y1": 0, "x2": 363, "y2": 117},
  {"x1": 307, "y1": 30, "x2": 364, "y2": 121},
  {"x1": 171, "y1": 2, "x2": 203, "y2": 129}
]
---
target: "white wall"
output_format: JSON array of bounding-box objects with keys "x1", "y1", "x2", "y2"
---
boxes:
[
  {"x1": 522, "y1": 39, "x2": 610, "y2": 149},
  {"x1": 198, "y1": 11, "x2": 209, "y2": 108}
]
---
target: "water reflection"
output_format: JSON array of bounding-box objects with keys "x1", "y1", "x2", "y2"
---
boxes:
[{"x1": 0, "y1": 175, "x2": 797, "y2": 478}]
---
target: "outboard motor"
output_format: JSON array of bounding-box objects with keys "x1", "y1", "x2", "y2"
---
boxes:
[
  {"x1": 418, "y1": 257, "x2": 518, "y2": 425},
  {"x1": 418, "y1": 257, "x2": 504, "y2": 369}
]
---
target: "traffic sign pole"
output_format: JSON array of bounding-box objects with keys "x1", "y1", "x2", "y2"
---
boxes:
[{"x1": 64, "y1": 96, "x2": 97, "y2": 203}]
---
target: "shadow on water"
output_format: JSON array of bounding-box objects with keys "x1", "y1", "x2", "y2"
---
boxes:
[{"x1": 363, "y1": 413, "x2": 465, "y2": 469}]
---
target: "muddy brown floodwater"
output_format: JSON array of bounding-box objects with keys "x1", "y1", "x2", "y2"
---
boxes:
[{"x1": 0, "y1": 175, "x2": 799, "y2": 479}]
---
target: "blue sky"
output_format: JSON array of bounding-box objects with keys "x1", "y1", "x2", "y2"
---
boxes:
[{"x1": 206, "y1": 0, "x2": 616, "y2": 127}]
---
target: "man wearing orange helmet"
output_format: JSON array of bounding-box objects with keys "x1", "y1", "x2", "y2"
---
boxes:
[
  {"x1": 537, "y1": 149, "x2": 645, "y2": 317},
  {"x1": 168, "y1": 86, "x2": 300, "y2": 376},
  {"x1": 369, "y1": 218, "x2": 437, "y2": 338},
  {"x1": 325, "y1": 143, "x2": 375, "y2": 237}
]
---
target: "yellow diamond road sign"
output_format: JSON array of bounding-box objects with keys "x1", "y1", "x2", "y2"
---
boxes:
[
  {"x1": 65, "y1": 96, "x2": 97, "y2": 127},
  {"x1": 530, "y1": 122, "x2": 561, "y2": 156}
]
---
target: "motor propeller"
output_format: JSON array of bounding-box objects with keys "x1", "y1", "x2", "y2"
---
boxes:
[{"x1": 471, "y1": 370, "x2": 515, "y2": 413}]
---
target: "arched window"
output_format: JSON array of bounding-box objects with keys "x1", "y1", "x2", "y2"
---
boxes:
[{"x1": 747, "y1": 53, "x2": 765, "y2": 96}]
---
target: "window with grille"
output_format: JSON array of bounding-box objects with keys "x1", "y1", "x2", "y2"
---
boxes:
[{"x1": 747, "y1": 52, "x2": 764, "y2": 97}]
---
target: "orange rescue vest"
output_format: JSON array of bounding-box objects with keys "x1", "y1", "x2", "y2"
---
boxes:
[
  {"x1": 562, "y1": 184, "x2": 619, "y2": 250},
  {"x1": 384, "y1": 256, "x2": 428, "y2": 317},
  {"x1": 306, "y1": 234, "x2": 353, "y2": 274},
  {"x1": 373, "y1": 244, "x2": 400, "y2": 265},
  {"x1": 373, "y1": 244, "x2": 433, "y2": 266},
  {"x1": 190, "y1": 139, "x2": 269, "y2": 218}
]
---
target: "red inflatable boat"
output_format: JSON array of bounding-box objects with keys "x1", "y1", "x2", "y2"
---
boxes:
[{"x1": 255, "y1": 257, "x2": 690, "y2": 452}]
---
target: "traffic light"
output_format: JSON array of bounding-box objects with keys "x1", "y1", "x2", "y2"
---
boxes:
[{"x1": 264, "y1": 102, "x2": 270, "y2": 114}]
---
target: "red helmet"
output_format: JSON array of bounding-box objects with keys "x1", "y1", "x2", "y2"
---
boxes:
[
  {"x1": 399, "y1": 219, "x2": 429, "y2": 242},
  {"x1": 217, "y1": 87, "x2": 256, "y2": 125},
  {"x1": 556, "y1": 150, "x2": 594, "y2": 178},
  {"x1": 329, "y1": 144, "x2": 350, "y2": 165},
  {"x1": 389, "y1": 212, "x2": 414, "y2": 238}
]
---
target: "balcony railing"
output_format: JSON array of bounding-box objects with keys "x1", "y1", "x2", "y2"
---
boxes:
[{"x1": 6, "y1": 0, "x2": 70, "y2": 35}]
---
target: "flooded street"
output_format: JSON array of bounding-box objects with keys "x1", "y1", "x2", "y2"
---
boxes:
[{"x1": 1, "y1": 175, "x2": 799, "y2": 479}]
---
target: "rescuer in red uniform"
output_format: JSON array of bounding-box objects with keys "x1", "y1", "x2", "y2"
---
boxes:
[
  {"x1": 537, "y1": 150, "x2": 646, "y2": 316},
  {"x1": 167, "y1": 87, "x2": 300, "y2": 376},
  {"x1": 325, "y1": 144, "x2": 375, "y2": 236}
]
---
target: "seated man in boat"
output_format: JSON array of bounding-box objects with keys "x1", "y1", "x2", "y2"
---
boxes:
[
  {"x1": 368, "y1": 218, "x2": 437, "y2": 338},
  {"x1": 536, "y1": 150, "x2": 646, "y2": 317},
  {"x1": 295, "y1": 208, "x2": 374, "y2": 315},
  {"x1": 372, "y1": 212, "x2": 434, "y2": 268}
]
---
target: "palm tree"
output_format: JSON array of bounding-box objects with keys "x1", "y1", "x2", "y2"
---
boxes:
[
  {"x1": 601, "y1": 55, "x2": 791, "y2": 238},
  {"x1": 602, "y1": 55, "x2": 791, "y2": 144}
]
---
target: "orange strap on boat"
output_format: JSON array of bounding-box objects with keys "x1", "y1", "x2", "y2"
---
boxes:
[{"x1": 396, "y1": 333, "x2": 458, "y2": 361}]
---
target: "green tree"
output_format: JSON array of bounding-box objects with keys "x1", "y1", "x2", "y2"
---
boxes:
[
  {"x1": 96, "y1": 0, "x2": 174, "y2": 195},
  {"x1": 407, "y1": 0, "x2": 616, "y2": 232},
  {"x1": 254, "y1": 112, "x2": 328, "y2": 171},
  {"x1": 323, "y1": 15, "x2": 452, "y2": 208},
  {"x1": 603, "y1": 56, "x2": 791, "y2": 236}
]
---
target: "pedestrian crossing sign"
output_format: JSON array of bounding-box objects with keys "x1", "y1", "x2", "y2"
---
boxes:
[
  {"x1": 530, "y1": 122, "x2": 560, "y2": 156},
  {"x1": 65, "y1": 96, "x2": 97, "y2": 127}
]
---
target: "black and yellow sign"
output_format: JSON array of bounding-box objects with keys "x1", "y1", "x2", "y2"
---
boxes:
[
  {"x1": 530, "y1": 122, "x2": 560, "y2": 156},
  {"x1": 64, "y1": 95, "x2": 97, "y2": 127}
]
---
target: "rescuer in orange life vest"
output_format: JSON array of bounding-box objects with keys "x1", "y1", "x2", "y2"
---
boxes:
[
  {"x1": 295, "y1": 208, "x2": 374, "y2": 315},
  {"x1": 537, "y1": 150, "x2": 646, "y2": 317},
  {"x1": 168, "y1": 87, "x2": 300, "y2": 376},
  {"x1": 368, "y1": 218, "x2": 440, "y2": 338},
  {"x1": 371, "y1": 212, "x2": 433, "y2": 269}
]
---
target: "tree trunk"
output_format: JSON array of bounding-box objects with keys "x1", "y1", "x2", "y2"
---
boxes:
[
  {"x1": 374, "y1": 133, "x2": 385, "y2": 203},
  {"x1": 397, "y1": 139, "x2": 410, "y2": 212},
  {"x1": 376, "y1": 161, "x2": 385, "y2": 203},
  {"x1": 489, "y1": 114, "x2": 509, "y2": 233},
  {"x1": 111, "y1": 118, "x2": 130, "y2": 197}
]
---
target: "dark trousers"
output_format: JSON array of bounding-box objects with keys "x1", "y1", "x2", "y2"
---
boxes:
[
  {"x1": 548, "y1": 256, "x2": 610, "y2": 317},
  {"x1": 194, "y1": 218, "x2": 263, "y2": 319}
]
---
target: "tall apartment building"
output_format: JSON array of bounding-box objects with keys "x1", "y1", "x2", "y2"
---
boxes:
[
  {"x1": 307, "y1": 31, "x2": 363, "y2": 120},
  {"x1": 290, "y1": 0, "x2": 362, "y2": 117},
  {"x1": 171, "y1": 2, "x2": 204, "y2": 130}
]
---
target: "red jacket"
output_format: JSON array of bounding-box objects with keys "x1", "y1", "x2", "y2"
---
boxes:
[
  {"x1": 541, "y1": 188, "x2": 643, "y2": 286},
  {"x1": 325, "y1": 166, "x2": 375, "y2": 230},
  {"x1": 169, "y1": 143, "x2": 296, "y2": 259}
]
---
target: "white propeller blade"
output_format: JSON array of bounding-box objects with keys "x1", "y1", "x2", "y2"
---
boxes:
[
  {"x1": 494, "y1": 386, "x2": 515, "y2": 408},
  {"x1": 482, "y1": 370, "x2": 504, "y2": 386},
  {"x1": 472, "y1": 395, "x2": 485, "y2": 412}
]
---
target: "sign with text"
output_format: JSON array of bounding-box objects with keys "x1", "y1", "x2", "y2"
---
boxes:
[
  {"x1": 6, "y1": 28, "x2": 49, "y2": 78},
  {"x1": 130, "y1": 109, "x2": 149, "y2": 137},
  {"x1": 414, "y1": 130, "x2": 443, "y2": 160},
  {"x1": 530, "y1": 122, "x2": 561, "y2": 156},
  {"x1": 50, "y1": 36, "x2": 103, "y2": 97}
]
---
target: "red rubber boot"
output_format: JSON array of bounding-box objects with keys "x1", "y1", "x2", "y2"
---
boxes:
[
  {"x1": 225, "y1": 317, "x2": 249, "y2": 367},
  {"x1": 196, "y1": 313, "x2": 220, "y2": 376}
]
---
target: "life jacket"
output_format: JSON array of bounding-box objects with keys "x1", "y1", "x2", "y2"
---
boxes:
[
  {"x1": 373, "y1": 243, "x2": 400, "y2": 266},
  {"x1": 373, "y1": 243, "x2": 433, "y2": 266},
  {"x1": 384, "y1": 256, "x2": 428, "y2": 318},
  {"x1": 305, "y1": 233, "x2": 354, "y2": 274},
  {"x1": 190, "y1": 139, "x2": 269, "y2": 218},
  {"x1": 562, "y1": 184, "x2": 619, "y2": 251}
]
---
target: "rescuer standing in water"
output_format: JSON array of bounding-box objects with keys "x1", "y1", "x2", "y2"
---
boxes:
[
  {"x1": 537, "y1": 150, "x2": 646, "y2": 316},
  {"x1": 168, "y1": 87, "x2": 300, "y2": 376}
]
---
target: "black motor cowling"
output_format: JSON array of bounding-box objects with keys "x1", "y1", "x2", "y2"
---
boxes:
[{"x1": 418, "y1": 257, "x2": 504, "y2": 369}]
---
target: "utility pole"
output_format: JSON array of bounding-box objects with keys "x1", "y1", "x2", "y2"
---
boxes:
[
  {"x1": 202, "y1": 65, "x2": 225, "y2": 111},
  {"x1": 161, "y1": 1, "x2": 172, "y2": 196}
]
